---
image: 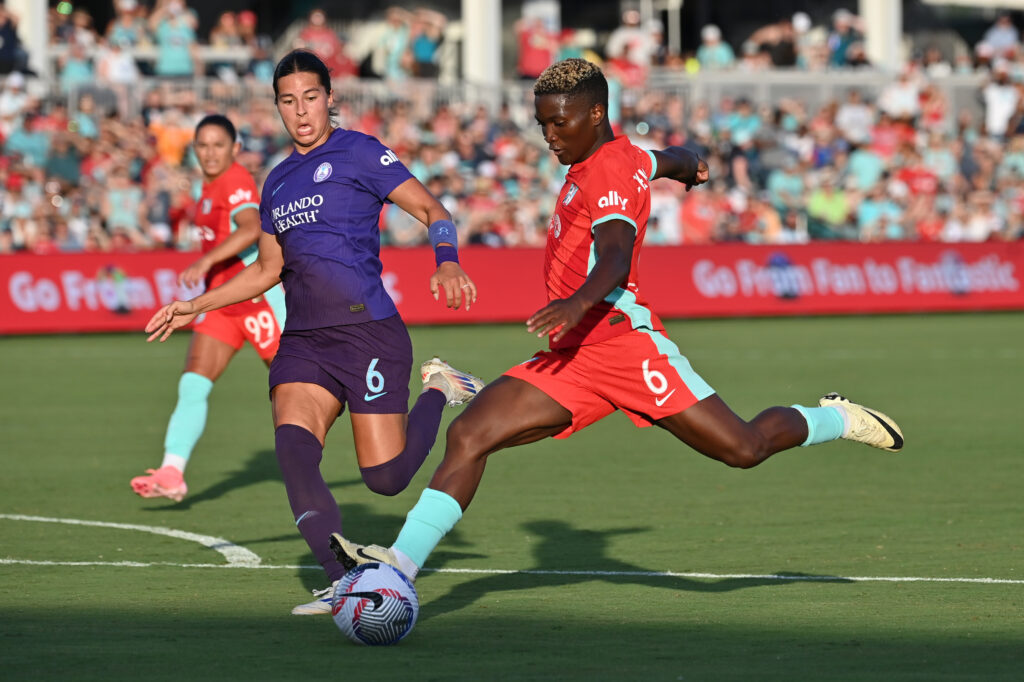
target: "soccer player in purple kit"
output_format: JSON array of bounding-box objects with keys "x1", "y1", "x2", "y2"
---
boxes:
[
  {"x1": 145, "y1": 50, "x2": 484, "y2": 614},
  {"x1": 330, "y1": 58, "x2": 905, "y2": 595}
]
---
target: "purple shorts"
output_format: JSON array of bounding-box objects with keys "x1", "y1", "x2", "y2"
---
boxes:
[{"x1": 268, "y1": 315, "x2": 413, "y2": 415}]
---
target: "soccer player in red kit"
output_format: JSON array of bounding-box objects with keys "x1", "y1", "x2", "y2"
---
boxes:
[
  {"x1": 332, "y1": 58, "x2": 904, "y2": 589},
  {"x1": 131, "y1": 114, "x2": 285, "y2": 502}
]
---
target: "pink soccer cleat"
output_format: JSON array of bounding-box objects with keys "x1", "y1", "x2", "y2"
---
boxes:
[{"x1": 130, "y1": 465, "x2": 188, "y2": 502}]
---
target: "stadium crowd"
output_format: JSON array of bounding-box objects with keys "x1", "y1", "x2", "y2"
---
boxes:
[{"x1": 2, "y1": 2, "x2": 1024, "y2": 255}]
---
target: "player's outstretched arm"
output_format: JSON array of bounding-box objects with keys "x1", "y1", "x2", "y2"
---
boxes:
[
  {"x1": 527, "y1": 220, "x2": 634, "y2": 343},
  {"x1": 388, "y1": 177, "x2": 477, "y2": 311},
  {"x1": 180, "y1": 207, "x2": 262, "y2": 288},
  {"x1": 650, "y1": 146, "x2": 710, "y2": 191},
  {"x1": 146, "y1": 231, "x2": 283, "y2": 342}
]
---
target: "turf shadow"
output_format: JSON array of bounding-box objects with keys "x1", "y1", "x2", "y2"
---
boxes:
[
  {"x1": 420, "y1": 518, "x2": 852, "y2": 622},
  {"x1": 139, "y1": 449, "x2": 364, "y2": 511}
]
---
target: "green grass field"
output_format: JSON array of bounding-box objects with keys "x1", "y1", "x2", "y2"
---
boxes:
[{"x1": 1, "y1": 314, "x2": 1021, "y2": 681}]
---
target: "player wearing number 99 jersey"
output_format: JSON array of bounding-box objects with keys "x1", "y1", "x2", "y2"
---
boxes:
[{"x1": 130, "y1": 114, "x2": 284, "y2": 503}]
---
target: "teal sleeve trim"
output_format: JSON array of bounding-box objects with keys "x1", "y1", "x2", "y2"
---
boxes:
[
  {"x1": 646, "y1": 149, "x2": 658, "y2": 181},
  {"x1": 228, "y1": 202, "x2": 259, "y2": 223},
  {"x1": 591, "y1": 213, "x2": 638, "y2": 233}
]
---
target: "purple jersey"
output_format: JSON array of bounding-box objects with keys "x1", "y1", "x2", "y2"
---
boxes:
[{"x1": 260, "y1": 128, "x2": 414, "y2": 330}]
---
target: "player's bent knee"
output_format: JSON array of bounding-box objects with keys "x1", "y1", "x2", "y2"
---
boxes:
[
  {"x1": 444, "y1": 418, "x2": 489, "y2": 462},
  {"x1": 713, "y1": 440, "x2": 766, "y2": 469},
  {"x1": 359, "y1": 461, "x2": 412, "y2": 497}
]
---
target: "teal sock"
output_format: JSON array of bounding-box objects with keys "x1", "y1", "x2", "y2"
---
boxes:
[
  {"x1": 394, "y1": 488, "x2": 464, "y2": 568},
  {"x1": 792, "y1": 404, "x2": 846, "y2": 446},
  {"x1": 163, "y1": 372, "x2": 214, "y2": 465}
]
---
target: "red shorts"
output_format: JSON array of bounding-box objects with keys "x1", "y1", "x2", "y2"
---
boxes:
[
  {"x1": 193, "y1": 295, "x2": 282, "y2": 361},
  {"x1": 503, "y1": 328, "x2": 715, "y2": 438}
]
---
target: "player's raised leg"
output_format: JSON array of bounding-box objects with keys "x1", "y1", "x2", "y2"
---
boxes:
[
  {"x1": 354, "y1": 356, "x2": 485, "y2": 496},
  {"x1": 131, "y1": 332, "x2": 237, "y2": 502},
  {"x1": 657, "y1": 391, "x2": 902, "y2": 469},
  {"x1": 332, "y1": 375, "x2": 571, "y2": 580}
]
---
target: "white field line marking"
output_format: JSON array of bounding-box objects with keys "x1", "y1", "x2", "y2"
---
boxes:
[
  {"x1": 0, "y1": 558, "x2": 1021, "y2": 586},
  {"x1": 0, "y1": 514, "x2": 261, "y2": 567}
]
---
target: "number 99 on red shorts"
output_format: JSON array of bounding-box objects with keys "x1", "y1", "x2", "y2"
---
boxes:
[{"x1": 193, "y1": 295, "x2": 282, "y2": 361}]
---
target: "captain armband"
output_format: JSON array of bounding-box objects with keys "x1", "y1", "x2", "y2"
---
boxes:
[{"x1": 428, "y1": 219, "x2": 459, "y2": 267}]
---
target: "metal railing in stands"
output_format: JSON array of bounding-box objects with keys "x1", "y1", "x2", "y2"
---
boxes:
[{"x1": 62, "y1": 67, "x2": 988, "y2": 131}]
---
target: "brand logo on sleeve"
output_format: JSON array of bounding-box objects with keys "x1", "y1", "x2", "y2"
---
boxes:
[
  {"x1": 313, "y1": 162, "x2": 332, "y2": 183},
  {"x1": 633, "y1": 169, "x2": 649, "y2": 191},
  {"x1": 228, "y1": 188, "x2": 253, "y2": 205},
  {"x1": 379, "y1": 149, "x2": 399, "y2": 166},
  {"x1": 597, "y1": 190, "x2": 629, "y2": 210}
]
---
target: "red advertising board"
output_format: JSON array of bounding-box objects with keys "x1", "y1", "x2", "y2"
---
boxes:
[{"x1": 1, "y1": 242, "x2": 1022, "y2": 335}]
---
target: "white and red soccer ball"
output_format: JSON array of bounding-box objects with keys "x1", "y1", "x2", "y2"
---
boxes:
[{"x1": 331, "y1": 562, "x2": 419, "y2": 645}]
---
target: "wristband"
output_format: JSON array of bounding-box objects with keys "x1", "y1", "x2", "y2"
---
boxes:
[
  {"x1": 428, "y1": 219, "x2": 459, "y2": 266},
  {"x1": 434, "y1": 244, "x2": 459, "y2": 267},
  {"x1": 428, "y1": 219, "x2": 458, "y2": 250}
]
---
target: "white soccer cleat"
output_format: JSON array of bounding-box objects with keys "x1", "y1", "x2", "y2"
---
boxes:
[
  {"x1": 329, "y1": 533, "x2": 408, "y2": 579},
  {"x1": 421, "y1": 357, "x2": 485, "y2": 406},
  {"x1": 819, "y1": 392, "x2": 904, "y2": 452},
  {"x1": 290, "y1": 579, "x2": 339, "y2": 615}
]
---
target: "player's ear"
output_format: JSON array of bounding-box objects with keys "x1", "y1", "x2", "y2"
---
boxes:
[
  {"x1": 590, "y1": 101, "x2": 606, "y2": 127},
  {"x1": 233, "y1": 141, "x2": 242, "y2": 156}
]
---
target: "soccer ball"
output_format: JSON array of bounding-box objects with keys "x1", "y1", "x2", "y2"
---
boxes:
[{"x1": 331, "y1": 562, "x2": 419, "y2": 645}]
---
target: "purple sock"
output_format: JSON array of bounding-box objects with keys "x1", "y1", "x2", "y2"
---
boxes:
[
  {"x1": 275, "y1": 424, "x2": 346, "y2": 583},
  {"x1": 359, "y1": 388, "x2": 445, "y2": 496}
]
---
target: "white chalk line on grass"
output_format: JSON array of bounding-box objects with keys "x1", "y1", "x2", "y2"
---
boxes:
[
  {"x1": 0, "y1": 513, "x2": 261, "y2": 566},
  {"x1": 2, "y1": 514, "x2": 1020, "y2": 585},
  {"x1": 0, "y1": 558, "x2": 1021, "y2": 586}
]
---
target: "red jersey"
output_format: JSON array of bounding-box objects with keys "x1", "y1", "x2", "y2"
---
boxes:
[
  {"x1": 193, "y1": 162, "x2": 260, "y2": 290},
  {"x1": 544, "y1": 136, "x2": 663, "y2": 349}
]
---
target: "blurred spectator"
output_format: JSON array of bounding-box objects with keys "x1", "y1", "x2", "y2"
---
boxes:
[
  {"x1": 791, "y1": 11, "x2": 828, "y2": 70},
  {"x1": 857, "y1": 182, "x2": 903, "y2": 241},
  {"x1": 827, "y1": 8, "x2": 864, "y2": 67},
  {"x1": 981, "y1": 61, "x2": 1020, "y2": 139},
  {"x1": 765, "y1": 155, "x2": 806, "y2": 215},
  {"x1": 515, "y1": 15, "x2": 557, "y2": 80},
  {"x1": 375, "y1": 7, "x2": 412, "y2": 81},
  {"x1": 0, "y1": 1, "x2": 31, "y2": 74},
  {"x1": 982, "y1": 13, "x2": 1019, "y2": 58},
  {"x1": 69, "y1": 9, "x2": 98, "y2": 49},
  {"x1": 96, "y1": 38, "x2": 141, "y2": 118},
  {"x1": 237, "y1": 11, "x2": 259, "y2": 48},
  {"x1": 746, "y1": 17, "x2": 797, "y2": 67},
  {"x1": 44, "y1": 132, "x2": 84, "y2": 187},
  {"x1": 408, "y1": 8, "x2": 446, "y2": 79},
  {"x1": 295, "y1": 8, "x2": 357, "y2": 80},
  {"x1": 835, "y1": 89, "x2": 874, "y2": 146},
  {"x1": 606, "y1": 10, "x2": 661, "y2": 71},
  {"x1": 0, "y1": 71, "x2": 28, "y2": 133},
  {"x1": 878, "y1": 68, "x2": 921, "y2": 122},
  {"x1": 149, "y1": 0, "x2": 199, "y2": 78},
  {"x1": 921, "y1": 45, "x2": 952, "y2": 78},
  {"x1": 58, "y1": 41, "x2": 94, "y2": 95},
  {"x1": 106, "y1": 0, "x2": 150, "y2": 48},
  {"x1": 209, "y1": 11, "x2": 241, "y2": 48},
  {"x1": 4, "y1": 110, "x2": 50, "y2": 167},
  {"x1": 245, "y1": 36, "x2": 275, "y2": 85},
  {"x1": 696, "y1": 25, "x2": 735, "y2": 71},
  {"x1": 806, "y1": 171, "x2": 852, "y2": 239}
]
